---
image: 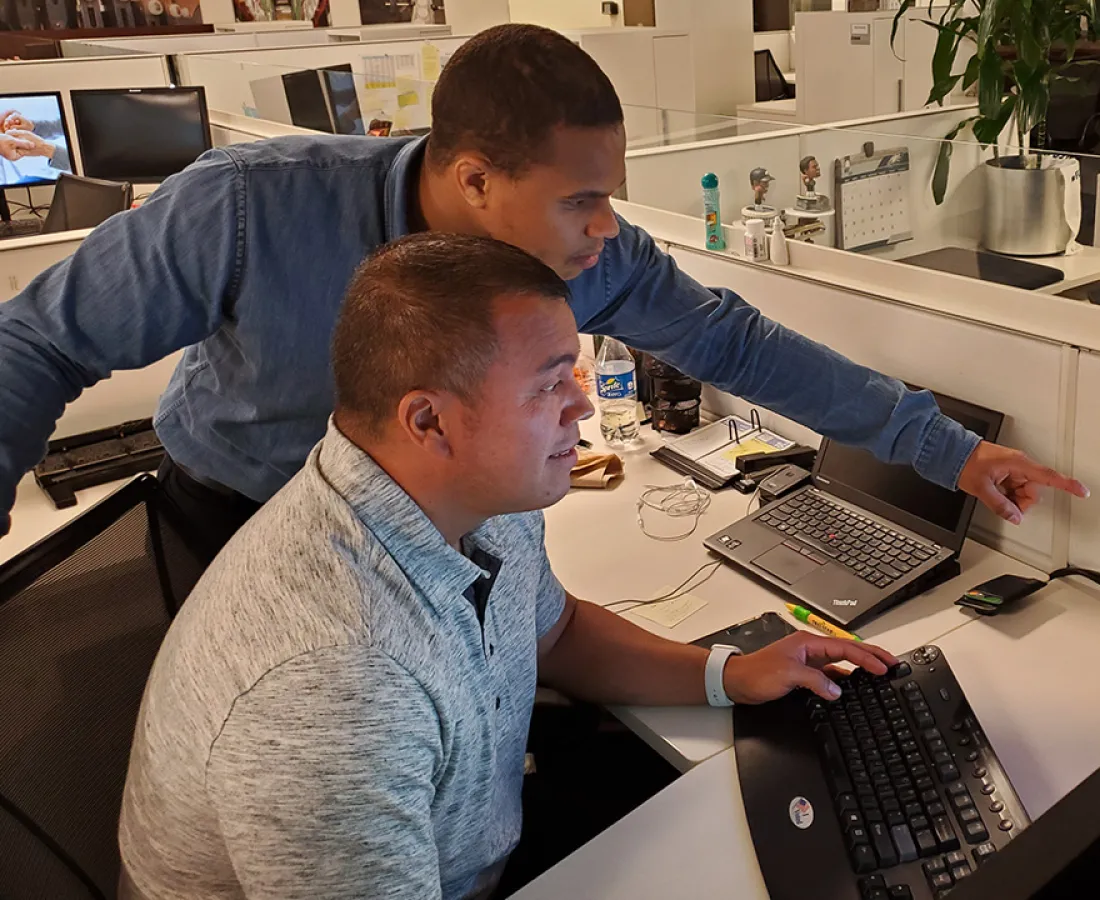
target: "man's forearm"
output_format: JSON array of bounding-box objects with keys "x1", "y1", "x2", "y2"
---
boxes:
[{"x1": 538, "y1": 595, "x2": 710, "y2": 706}]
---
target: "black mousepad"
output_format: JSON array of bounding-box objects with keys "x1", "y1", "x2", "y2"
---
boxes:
[{"x1": 898, "y1": 246, "x2": 1064, "y2": 290}]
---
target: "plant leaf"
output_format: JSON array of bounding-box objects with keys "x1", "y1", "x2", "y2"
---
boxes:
[
  {"x1": 931, "y1": 22, "x2": 961, "y2": 95},
  {"x1": 962, "y1": 51, "x2": 981, "y2": 90},
  {"x1": 978, "y1": 0, "x2": 1007, "y2": 55},
  {"x1": 891, "y1": 0, "x2": 915, "y2": 51},
  {"x1": 972, "y1": 95, "x2": 1016, "y2": 145},
  {"x1": 978, "y1": 46, "x2": 1005, "y2": 119},
  {"x1": 932, "y1": 115, "x2": 977, "y2": 205}
]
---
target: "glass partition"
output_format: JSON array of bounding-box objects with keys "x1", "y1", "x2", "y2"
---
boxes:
[{"x1": 621, "y1": 101, "x2": 1100, "y2": 298}]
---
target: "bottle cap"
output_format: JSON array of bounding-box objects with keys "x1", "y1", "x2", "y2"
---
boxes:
[
  {"x1": 701, "y1": 172, "x2": 719, "y2": 189},
  {"x1": 745, "y1": 219, "x2": 766, "y2": 237}
]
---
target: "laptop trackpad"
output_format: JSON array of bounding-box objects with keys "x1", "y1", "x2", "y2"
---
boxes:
[{"x1": 753, "y1": 545, "x2": 822, "y2": 584}]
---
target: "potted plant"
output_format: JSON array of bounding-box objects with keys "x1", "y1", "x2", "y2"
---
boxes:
[{"x1": 891, "y1": 0, "x2": 1097, "y2": 255}]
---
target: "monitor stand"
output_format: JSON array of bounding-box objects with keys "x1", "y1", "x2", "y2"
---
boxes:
[{"x1": 0, "y1": 189, "x2": 11, "y2": 224}]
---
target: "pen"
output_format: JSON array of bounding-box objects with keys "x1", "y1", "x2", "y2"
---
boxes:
[{"x1": 785, "y1": 602, "x2": 863, "y2": 642}]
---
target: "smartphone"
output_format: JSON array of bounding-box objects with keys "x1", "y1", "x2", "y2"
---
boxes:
[{"x1": 692, "y1": 611, "x2": 796, "y2": 654}]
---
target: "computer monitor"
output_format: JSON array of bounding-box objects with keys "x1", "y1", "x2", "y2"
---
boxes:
[
  {"x1": 320, "y1": 68, "x2": 365, "y2": 136},
  {"x1": 70, "y1": 87, "x2": 212, "y2": 184},
  {"x1": 282, "y1": 64, "x2": 363, "y2": 135},
  {"x1": 0, "y1": 92, "x2": 75, "y2": 191},
  {"x1": 951, "y1": 767, "x2": 1100, "y2": 899}
]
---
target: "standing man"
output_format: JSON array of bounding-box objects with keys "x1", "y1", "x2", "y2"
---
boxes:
[{"x1": 0, "y1": 24, "x2": 1086, "y2": 553}]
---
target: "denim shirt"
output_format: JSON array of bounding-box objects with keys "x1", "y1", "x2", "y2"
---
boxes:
[{"x1": 0, "y1": 135, "x2": 979, "y2": 524}]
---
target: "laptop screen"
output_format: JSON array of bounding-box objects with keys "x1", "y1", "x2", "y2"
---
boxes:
[{"x1": 813, "y1": 391, "x2": 1003, "y2": 549}]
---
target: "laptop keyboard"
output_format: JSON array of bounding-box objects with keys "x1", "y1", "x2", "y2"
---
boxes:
[{"x1": 757, "y1": 491, "x2": 937, "y2": 589}]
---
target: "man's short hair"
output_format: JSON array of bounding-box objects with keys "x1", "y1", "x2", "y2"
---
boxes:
[
  {"x1": 333, "y1": 233, "x2": 569, "y2": 437},
  {"x1": 425, "y1": 23, "x2": 624, "y2": 175}
]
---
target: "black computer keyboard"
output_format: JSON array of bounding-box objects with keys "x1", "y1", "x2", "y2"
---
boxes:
[
  {"x1": 0, "y1": 218, "x2": 44, "y2": 239},
  {"x1": 757, "y1": 490, "x2": 938, "y2": 589},
  {"x1": 734, "y1": 645, "x2": 1029, "y2": 900}
]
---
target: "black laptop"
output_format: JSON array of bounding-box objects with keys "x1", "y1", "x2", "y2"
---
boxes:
[{"x1": 703, "y1": 390, "x2": 1003, "y2": 627}]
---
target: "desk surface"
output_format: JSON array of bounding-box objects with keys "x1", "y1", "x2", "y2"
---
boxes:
[{"x1": 544, "y1": 421, "x2": 1048, "y2": 772}]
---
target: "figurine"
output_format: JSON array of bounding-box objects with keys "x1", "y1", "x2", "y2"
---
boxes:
[
  {"x1": 799, "y1": 155, "x2": 820, "y2": 197},
  {"x1": 749, "y1": 167, "x2": 774, "y2": 210}
]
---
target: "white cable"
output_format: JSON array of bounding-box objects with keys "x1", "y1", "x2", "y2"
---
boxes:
[{"x1": 636, "y1": 478, "x2": 713, "y2": 542}]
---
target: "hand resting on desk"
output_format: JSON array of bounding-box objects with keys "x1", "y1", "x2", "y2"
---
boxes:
[{"x1": 723, "y1": 632, "x2": 897, "y2": 705}]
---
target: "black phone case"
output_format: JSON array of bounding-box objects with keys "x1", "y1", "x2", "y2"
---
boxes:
[{"x1": 692, "y1": 611, "x2": 797, "y2": 654}]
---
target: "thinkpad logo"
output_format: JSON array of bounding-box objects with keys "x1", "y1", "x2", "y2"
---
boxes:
[{"x1": 832, "y1": 598, "x2": 859, "y2": 607}]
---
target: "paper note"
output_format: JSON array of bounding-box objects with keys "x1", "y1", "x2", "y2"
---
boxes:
[
  {"x1": 631, "y1": 592, "x2": 708, "y2": 628},
  {"x1": 421, "y1": 43, "x2": 442, "y2": 82}
]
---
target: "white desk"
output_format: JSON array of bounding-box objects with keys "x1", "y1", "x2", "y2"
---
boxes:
[{"x1": 544, "y1": 423, "x2": 1048, "y2": 772}]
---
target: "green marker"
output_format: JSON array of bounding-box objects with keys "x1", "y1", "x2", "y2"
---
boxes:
[{"x1": 785, "y1": 602, "x2": 863, "y2": 642}]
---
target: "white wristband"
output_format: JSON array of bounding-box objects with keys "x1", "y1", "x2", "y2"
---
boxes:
[{"x1": 705, "y1": 643, "x2": 741, "y2": 707}]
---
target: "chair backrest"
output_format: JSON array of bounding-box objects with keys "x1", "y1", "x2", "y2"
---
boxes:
[
  {"x1": 42, "y1": 174, "x2": 133, "y2": 236},
  {"x1": 0, "y1": 476, "x2": 206, "y2": 900},
  {"x1": 754, "y1": 48, "x2": 791, "y2": 102}
]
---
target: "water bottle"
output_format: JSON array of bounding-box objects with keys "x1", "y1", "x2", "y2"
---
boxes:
[{"x1": 595, "y1": 337, "x2": 640, "y2": 445}]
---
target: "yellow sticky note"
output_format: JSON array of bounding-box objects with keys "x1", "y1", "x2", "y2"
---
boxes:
[
  {"x1": 421, "y1": 43, "x2": 442, "y2": 82},
  {"x1": 631, "y1": 592, "x2": 707, "y2": 628},
  {"x1": 718, "y1": 437, "x2": 777, "y2": 464}
]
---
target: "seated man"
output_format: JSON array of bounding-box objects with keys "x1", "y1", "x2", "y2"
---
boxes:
[{"x1": 119, "y1": 233, "x2": 896, "y2": 900}]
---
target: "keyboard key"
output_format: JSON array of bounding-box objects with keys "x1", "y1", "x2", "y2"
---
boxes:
[
  {"x1": 866, "y1": 889, "x2": 889, "y2": 900},
  {"x1": 870, "y1": 821, "x2": 899, "y2": 867},
  {"x1": 965, "y1": 820, "x2": 990, "y2": 843},
  {"x1": 938, "y1": 763, "x2": 960, "y2": 783},
  {"x1": 973, "y1": 842, "x2": 997, "y2": 866},
  {"x1": 951, "y1": 791, "x2": 975, "y2": 812},
  {"x1": 927, "y1": 801, "x2": 946, "y2": 818},
  {"x1": 837, "y1": 793, "x2": 858, "y2": 814},
  {"x1": 915, "y1": 829, "x2": 938, "y2": 857},
  {"x1": 945, "y1": 781, "x2": 968, "y2": 797},
  {"x1": 945, "y1": 850, "x2": 967, "y2": 868},
  {"x1": 910, "y1": 814, "x2": 929, "y2": 832},
  {"x1": 958, "y1": 807, "x2": 981, "y2": 825},
  {"x1": 851, "y1": 843, "x2": 878, "y2": 874},
  {"x1": 933, "y1": 815, "x2": 960, "y2": 851},
  {"x1": 916, "y1": 776, "x2": 935, "y2": 793},
  {"x1": 923, "y1": 857, "x2": 946, "y2": 876},
  {"x1": 842, "y1": 811, "x2": 864, "y2": 833},
  {"x1": 886, "y1": 810, "x2": 906, "y2": 828},
  {"x1": 929, "y1": 872, "x2": 953, "y2": 893},
  {"x1": 915, "y1": 712, "x2": 935, "y2": 730},
  {"x1": 888, "y1": 887, "x2": 913, "y2": 900},
  {"x1": 921, "y1": 789, "x2": 939, "y2": 805},
  {"x1": 848, "y1": 826, "x2": 870, "y2": 848},
  {"x1": 891, "y1": 823, "x2": 919, "y2": 862},
  {"x1": 989, "y1": 800, "x2": 1005, "y2": 814},
  {"x1": 951, "y1": 862, "x2": 973, "y2": 881},
  {"x1": 859, "y1": 874, "x2": 886, "y2": 892}
]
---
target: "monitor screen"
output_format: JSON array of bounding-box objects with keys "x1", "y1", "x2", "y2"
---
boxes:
[
  {"x1": 321, "y1": 68, "x2": 365, "y2": 136},
  {"x1": 0, "y1": 92, "x2": 74, "y2": 189},
  {"x1": 814, "y1": 392, "x2": 1003, "y2": 545},
  {"x1": 283, "y1": 69, "x2": 334, "y2": 134},
  {"x1": 70, "y1": 87, "x2": 212, "y2": 183}
]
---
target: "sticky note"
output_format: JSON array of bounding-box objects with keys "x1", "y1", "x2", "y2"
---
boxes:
[{"x1": 631, "y1": 592, "x2": 708, "y2": 628}]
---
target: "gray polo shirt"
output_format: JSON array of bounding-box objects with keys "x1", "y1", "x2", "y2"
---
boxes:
[{"x1": 118, "y1": 421, "x2": 566, "y2": 900}]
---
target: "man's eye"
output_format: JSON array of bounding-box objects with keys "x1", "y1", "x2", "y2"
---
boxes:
[{"x1": 542, "y1": 381, "x2": 561, "y2": 393}]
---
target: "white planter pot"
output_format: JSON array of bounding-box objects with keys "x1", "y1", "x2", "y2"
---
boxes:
[{"x1": 981, "y1": 155, "x2": 1081, "y2": 257}]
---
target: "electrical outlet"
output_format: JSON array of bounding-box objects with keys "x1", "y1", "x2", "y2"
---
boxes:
[{"x1": 601, "y1": 1, "x2": 619, "y2": 15}]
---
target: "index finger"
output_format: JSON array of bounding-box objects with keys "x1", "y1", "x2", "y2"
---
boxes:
[
  {"x1": 805, "y1": 634, "x2": 898, "y2": 674},
  {"x1": 1019, "y1": 459, "x2": 1090, "y2": 499}
]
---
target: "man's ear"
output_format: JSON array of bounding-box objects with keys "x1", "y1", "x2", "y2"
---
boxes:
[
  {"x1": 397, "y1": 390, "x2": 454, "y2": 458},
  {"x1": 452, "y1": 152, "x2": 495, "y2": 211}
]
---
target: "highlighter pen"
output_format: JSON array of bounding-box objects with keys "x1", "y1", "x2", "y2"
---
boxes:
[{"x1": 785, "y1": 602, "x2": 863, "y2": 642}]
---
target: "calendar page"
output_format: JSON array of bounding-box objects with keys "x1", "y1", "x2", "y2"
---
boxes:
[{"x1": 835, "y1": 147, "x2": 913, "y2": 252}]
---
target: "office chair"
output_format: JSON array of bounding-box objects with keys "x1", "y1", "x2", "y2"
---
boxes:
[
  {"x1": 43, "y1": 174, "x2": 133, "y2": 235},
  {"x1": 753, "y1": 48, "x2": 795, "y2": 103},
  {"x1": 0, "y1": 475, "x2": 206, "y2": 900}
]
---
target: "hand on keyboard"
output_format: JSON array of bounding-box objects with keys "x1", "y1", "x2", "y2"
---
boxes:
[{"x1": 723, "y1": 632, "x2": 898, "y2": 704}]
